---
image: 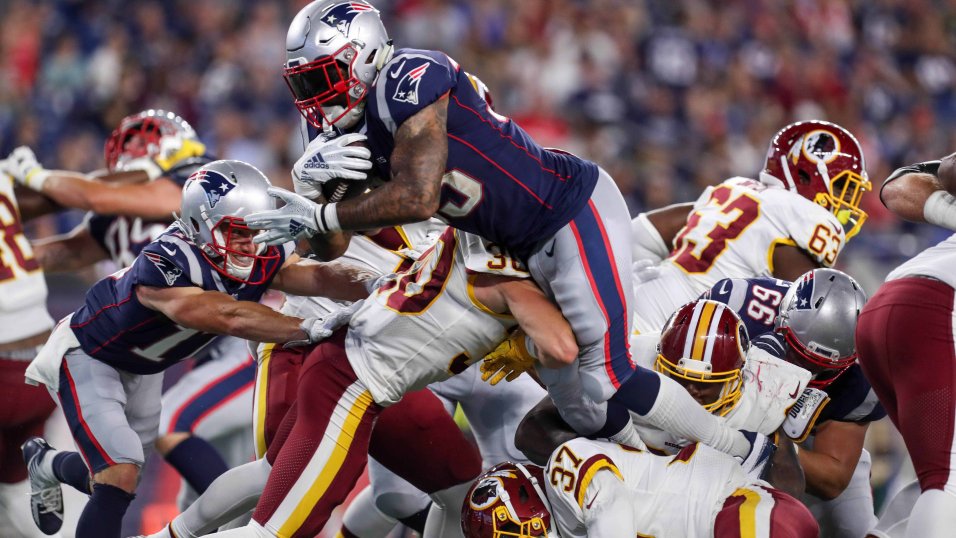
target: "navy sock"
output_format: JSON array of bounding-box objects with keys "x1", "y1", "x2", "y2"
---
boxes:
[
  {"x1": 609, "y1": 364, "x2": 662, "y2": 415},
  {"x1": 76, "y1": 483, "x2": 134, "y2": 538},
  {"x1": 52, "y1": 451, "x2": 91, "y2": 494},
  {"x1": 398, "y1": 505, "x2": 431, "y2": 533},
  {"x1": 589, "y1": 398, "x2": 632, "y2": 439},
  {"x1": 163, "y1": 436, "x2": 229, "y2": 494}
]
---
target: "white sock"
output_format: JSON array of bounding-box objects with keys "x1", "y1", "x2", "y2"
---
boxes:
[
  {"x1": 202, "y1": 520, "x2": 273, "y2": 538},
  {"x1": 37, "y1": 449, "x2": 60, "y2": 483},
  {"x1": 170, "y1": 458, "x2": 271, "y2": 538},
  {"x1": 0, "y1": 480, "x2": 62, "y2": 538},
  {"x1": 341, "y1": 486, "x2": 398, "y2": 537},
  {"x1": 871, "y1": 479, "x2": 920, "y2": 537},
  {"x1": 423, "y1": 482, "x2": 471, "y2": 538},
  {"x1": 905, "y1": 488, "x2": 956, "y2": 538},
  {"x1": 638, "y1": 373, "x2": 749, "y2": 458}
]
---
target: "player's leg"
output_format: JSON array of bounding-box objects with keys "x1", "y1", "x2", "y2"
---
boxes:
[
  {"x1": 0, "y1": 353, "x2": 60, "y2": 538},
  {"x1": 868, "y1": 479, "x2": 920, "y2": 538},
  {"x1": 367, "y1": 389, "x2": 482, "y2": 538},
  {"x1": 253, "y1": 342, "x2": 309, "y2": 459},
  {"x1": 714, "y1": 484, "x2": 819, "y2": 538},
  {"x1": 156, "y1": 348, "x2": 255, "y2": 495},
  {"x1": 526, "y1": 167, "x2": 634, "y2": 405},
  {"x1": 806, "y1": 449, "x2": 878, "y2": 538},
  {"x1": 243, "y1": 330, "x2": 382, "y2": 538}
]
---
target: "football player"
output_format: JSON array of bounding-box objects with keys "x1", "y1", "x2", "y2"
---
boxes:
[
  {"x1": 247, "y1": 0, "x2": 772, "y2": 476},
  {"x1": 856, "y1": 151, "x2": 956, "y2": 537},
  {"x1": 461, "y1": 441, "x2": 818, "y2": 538},
  {"x1": 18, "y1": 160, "x2": 375, "y2": 538},
  {"x1": 7, "y1": 111, "x2": 259, "y2": 509},
  {"x1": 630, "y1": 120, "x2": 870, "y2": 334},
  {"x1": 0, "y1": 168, "x2": 58, "y2": 537}
]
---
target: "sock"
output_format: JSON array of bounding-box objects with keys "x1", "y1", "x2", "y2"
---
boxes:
[
  {"x1": 905, "y1": 489, "x2": 956, "y2": 538},
  {"x1": 52, "y1": 451, "x2": 91, "y2": 494},
  {"x1": 76, "y1": 483, "x2": 135, "y2": 538},
  {"x1": 589, "y1": 396, "x2": 632, "y2": 438},
  {"x1": 423, "y1": 482, "x2": 471, "y2": 538},
  {"x1": 341, "y1": 486, "x2": 398, "y2": 538},
  {"x1": 398, "y1": 506, "x2": 431, "y2": 534},
  {"x1": 164, "y1": 436, "x2": 229, "y2": 494},
  {"x1": 871, "y1": 480, "x2": 920, "y2": 537},
  {"x1": 172, "y1": 458, "x2": 271, "y2": 538},
  {"x1": 614, "y1": 368, "x2": 749, "y2": 458}
]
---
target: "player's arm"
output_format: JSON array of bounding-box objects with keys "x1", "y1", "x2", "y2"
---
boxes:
[
  {"x1": 269, "y1": 253, "x2": 375, "y2": 301},
  {"x1": 475, "y1": 274, "x2": 578, "y2": 367},
  {"x1": 136, "y1": 285, "x2": 308, "y2": 344},
  {"x1": 881, "y1": 153, "x2": 956, "y2": 229},
  {"x1": 631, "y1": 203, "x2": 693, "y2": 263},
  {"x1": 764, "y1": 431, "x2": 806, "y2": 499},
  {"x1": 33, "y1": 173, "x2": 183, "y2": 219},
  {"x1": 797, "y1": 419, "x2": 867, "y2": 500},
  {"x1": 334, "y1": 96, "x2": 448, "y2": 229},
  {"x1": 515, "y1": 397, "x2": 580, "y2": 465},
  {"x1": 770, "y1": 244, "x2": 820, "y2": 282},
  {"x1": 31, "y1": 225, "x2": 109, "y2": 272}
]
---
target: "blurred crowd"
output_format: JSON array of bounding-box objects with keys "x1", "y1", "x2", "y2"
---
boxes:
[{"x1": 1, "y1": 0, "x2": 951, "y2": 518}]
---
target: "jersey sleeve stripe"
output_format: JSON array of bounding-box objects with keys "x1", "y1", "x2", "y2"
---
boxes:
[
  {"x1": 253, "y1": 343, "x2": 275, "y2": 459},
  {"x1": 573, "y1": 454, "x2": 623, "y2": 509}
]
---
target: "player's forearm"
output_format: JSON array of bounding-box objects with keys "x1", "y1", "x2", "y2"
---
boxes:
[
  {"x1": 273, "y1": 259, "x2": 374, "y2": 301},
  {"x1": 32, "y1": 234, "x2": 107, "y2": 272},
  {"x1": 764, "y1": 433, "x2": 805, "y2": 499},
  {"x1": 882, "y1": 154, "x2": 956, "y2": 230},
  {"x1": 334, "y1": 175, "x2": 440, "y2": 229},
  {"x1": 40, "y1": 173, "x2": 180, "y2": 218},
  {"x1": 14, "y1": 186, "x2": 61, "y2": 221},
  {"x1": 880, "y1": 172, "x2": 942, "y2": 223},
  {"x1": 207, "y1": 300, "x2": 307, "y2": 343},
  {"x1": 797, "y1": 446, "x2": 853, "y2": 500},
  {"x1": 305, "y1": 231, "x2": 352, "y2": 261}
]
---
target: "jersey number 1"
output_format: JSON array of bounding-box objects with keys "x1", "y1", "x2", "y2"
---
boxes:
[{"x1": 671, "y1": 185, "x2": 760, "y2": 273}]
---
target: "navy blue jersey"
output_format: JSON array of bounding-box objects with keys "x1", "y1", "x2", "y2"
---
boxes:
[
  {"x1": 702, "y1": 277, "x2": 792, "y2": 339},
  {"x1": 70, "y1": 225, "x2": 287, "y2": 375},
  {"x1": 753, "y1": 334, "x2": 886, "y2": 426},
  {"x1": 87, "y1": 157, "x2": 212, "y2": 267},
  {"x1": 363, "y1": 49, "x2": 599, "y2": 256}
]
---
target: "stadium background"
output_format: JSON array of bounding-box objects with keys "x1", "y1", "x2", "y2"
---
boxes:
[{"x1": 1, "y1": 0, "x2": 952, "y2": 535}]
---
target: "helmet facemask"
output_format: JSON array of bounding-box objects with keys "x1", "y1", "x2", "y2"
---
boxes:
[
  {"x1": 780, "y1": 326, "x2": 854, "y2": 388},
  {"x1": 285, "y1": 43, "x2": 367, "y2": 130},
  {"x1": 815, "y1": 169, "x2": 870, "y2": 240},
  {"x1": 185, "y1": 214, "x2": 279, "y2": 286},
  {"x1": 655, "y1": 354, "x2": 743, "y2": 416},
  {"x1": 104, "y1": 110, "x2": 205, "y2": 173}
]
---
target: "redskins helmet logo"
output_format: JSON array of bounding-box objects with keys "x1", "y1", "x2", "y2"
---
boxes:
[
  {"x1": 468, "y1": 477, "x2": 504, "y2": 510},
  {"x1": 797, "y1": 130, "x2": 841, "y2": 165}
]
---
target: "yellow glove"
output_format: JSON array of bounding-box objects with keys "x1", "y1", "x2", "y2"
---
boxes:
[
  {"x1": 480, "y1": 330, "x2": 535, "y2": 386},
  {"x1": 155, "y1": 139, "x2": 207, "y2": 171}
]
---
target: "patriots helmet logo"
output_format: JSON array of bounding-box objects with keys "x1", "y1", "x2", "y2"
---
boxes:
[
  {"x1": 393, "y1": 63, "x2": 429, "y2": 105},
  {"x1": 188, "y1": 169, "x2": 236, "y2": 209},
  {"x1": 144, "y1": 251, "x2": 184, "y2": 287},
  {"x1": 323, "y1": 1, "x2": 377, "y2": 37}
]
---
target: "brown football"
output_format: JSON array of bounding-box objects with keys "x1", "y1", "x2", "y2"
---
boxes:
[{"x1": 322, "y1": 138, "x2": 371, "y2": 202}]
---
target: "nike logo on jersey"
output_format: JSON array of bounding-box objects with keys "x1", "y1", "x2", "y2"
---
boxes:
[
  {"x1": 544, "y1": 240, "x2": 556, "y2": 257},
  {"x1": 144, "y1": 251, "x2": 183, "y2": 287},
  {"x1": 160, "y1": 244, "x2": 177, "y2": 257},
  {"x1": 585, "y1": 493, "x2": 599, "y2": 510},
  {"x1": 788, "y1": 383, "x2": 801, "y2": 399},
  {"x1": 718, "y1": 279, "x2": 731, "y2": 296},
  {"x1": 393, "y1": 63, "x2": 429, "y2": 105},
  {"x1": 388, "y1": 60, "x2": 406, "y2": 79}
]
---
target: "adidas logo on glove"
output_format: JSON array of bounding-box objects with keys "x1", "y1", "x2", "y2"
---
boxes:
[{"x1": 302, "y1": 154, "x2": 329, "y2": 170}]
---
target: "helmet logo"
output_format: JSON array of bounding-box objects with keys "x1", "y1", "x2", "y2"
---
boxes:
[
  {"x1": 144, "y1": 251, "x2": 183, "y2": 286},
  {"x1": 468, "y1": 477, "x2": 503, "y2": 510},
  {"x1": 800, "y1": 130, "x2": 841, "y2": 165},
  {"x1": 189, "y1": 169, "x2": 236, "y2": 209},
  {"x1": 323, "y1": 2, "x2": 376, "y2": 37},
  {"x1": 393, "y1": 63, "x2": 429, "y2": 105}
]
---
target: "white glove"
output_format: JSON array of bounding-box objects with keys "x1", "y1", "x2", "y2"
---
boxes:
[
  {"x1": 292, "y1": 132, "x2": 372, "y2": 200},
  {"x1": 7, "y1": 146, "x2": 50, "y2": 190},
  {"x1": 286, "y1": 301, "x2": 362, "y2": 347},
  {"x1": 246, "y1": 187, "x2": 342, "y2": 245},
  {"x1": 736, "y1": 430, "x2": 776, "y2": 480}
]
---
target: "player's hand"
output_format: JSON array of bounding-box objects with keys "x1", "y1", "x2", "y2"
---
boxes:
[
  {"x1": 246, "y1": 187, "x2": 325, "y2": 245},
  {"x1": 292, "y1": 132, "x2": 372, "y2": 200},
  {"x1": 736, "y1": 430, "x2": 777, "y2": 479},
  {"x1": 481, "y1": 330, "x2": 535, "y2": 386},
  {"x1": 287, "y1": 301, "x2": 363, "y2": 348},
  {"x1": 7, "y1": 146, "x2": 51, "y2": 190}
]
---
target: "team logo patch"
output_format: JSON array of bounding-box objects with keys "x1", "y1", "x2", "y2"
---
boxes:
[
  {"x1": 790, "y1": 129, "x2": 841, "y2": 165},
  {"x1": 393, "y1": 63, "x2": 429, "y2": 105},
  {"x1": 323, "y1": 1, "x2": 377, "y2": 36},
  {"x1": 189, "y1": 169, "x2": 236, "y2": 209},
  {"x1": 144, "y1": 251, "x2": 183, "y2": 286},
  {"x1": 467, "y1": 477, "x2": 503, "y2": 510}
]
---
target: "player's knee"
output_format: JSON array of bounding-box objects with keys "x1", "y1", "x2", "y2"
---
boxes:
[
  {"x1": 93, "y1": 463, "x2": 140, "y2": 493},
  {"x1": 154, "y1": 431, "x2": 191, "y2": 456}
]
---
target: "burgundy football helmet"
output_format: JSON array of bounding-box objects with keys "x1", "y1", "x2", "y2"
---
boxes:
[
  {"x1": 462, "y1": 462, "x2": 557, "y2": 538},
  {"x1": 104, "y1": 109, "x2": 203, "y2": 172},
  {"x1": 656, "y1": 300, "x2": 749, "y2": 415},
  {"x1": 760, "y1": 120, "x2": 871, "y2": 239}
]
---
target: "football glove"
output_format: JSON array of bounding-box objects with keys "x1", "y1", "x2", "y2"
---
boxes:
[
  {"x1": 246, "y1": 187, "x2": 342, "y2": 245},
  {"x1": 292, "y1": 132, "x2": 372, "y2": 200},
  {"x1": 7, "y1": 146, "x2": 50, "y2": 190},
  {"x1": 481, "y1": 330, "x2": 535, "y2": 386},
  {"x1": 286, "y1": 301, "x2": 362, "y2": 348}
]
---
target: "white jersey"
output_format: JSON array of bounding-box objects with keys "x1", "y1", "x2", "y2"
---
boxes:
[
  {"x1": 280, "y1": 220, "x2": 446, "y2": 319},
  {"x1": 347, "y1": 228, "x2": 528, "y2": 406},
  {"x1": 545, "y1": 438, "x2": 747, "y2": 538},
  {"x1": 0, "y1": 178, "x2": 53, "y2": 344},
  {"x1": 633, "y1": 177, "x2": 845, "y2": 333},
  {"x1": 628, "y1": 333, "x2": 810, "y2": 454},
  {"x1": 886, "y1": 232, "x2": 956, "y2": 289}
]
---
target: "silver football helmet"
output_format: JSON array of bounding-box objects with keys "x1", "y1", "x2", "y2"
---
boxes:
[
  {"x1": 284, "y1": 0, "x2": 393, "y2": 129},
  {"x1": 104, "y1": 109, "x2": 205, "y2": 172},
  {"x1": 177, "y1": 160, "x2": 280, "y2": 284},
  {"x1": 775, "y1": 268, "x2": 868, "y2": 387}
]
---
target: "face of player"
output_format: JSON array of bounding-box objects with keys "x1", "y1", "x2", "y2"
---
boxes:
[
  {"x1": 669, "y1": 375, "x2": 723, "y2": 407},
  {"x1": 224, "y1": 226, "x2": 258, "y2": 268}
]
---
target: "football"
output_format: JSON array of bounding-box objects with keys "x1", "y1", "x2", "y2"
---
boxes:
[{"x1": 322, "y1": 138, "x2": 372, "y2": 202}]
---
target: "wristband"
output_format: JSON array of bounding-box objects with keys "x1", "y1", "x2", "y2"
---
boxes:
[
  {"x1": 923, "y1": 190, "x2": 956, "y2": 231},
  {"x1": 24, "y1": 168, "x2": 51, "y2": 191},
  {"x1": 317, "y1": 202, "x2": 342, "y2": 233}
]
